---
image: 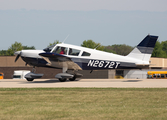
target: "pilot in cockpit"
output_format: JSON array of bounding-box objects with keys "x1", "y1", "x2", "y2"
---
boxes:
[{"x1": 59, "y1": 47, "x2": 65, "y2": 54}]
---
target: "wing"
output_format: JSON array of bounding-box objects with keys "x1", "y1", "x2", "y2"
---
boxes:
[{"x1": 39, "y1": 52, "x2": 82, "y2": 71}]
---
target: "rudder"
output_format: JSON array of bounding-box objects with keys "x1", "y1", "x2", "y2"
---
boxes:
[{"x1": 127, "y1": 35, "x2": 158, "y2": 62}]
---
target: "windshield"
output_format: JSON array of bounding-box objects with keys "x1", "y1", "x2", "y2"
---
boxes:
[
  {"x1": 43, "y1": 44, "x2": 56, "y2": 52},
  {"x1": 52, "y1": 46, "x2": 68, "y2": 55}
]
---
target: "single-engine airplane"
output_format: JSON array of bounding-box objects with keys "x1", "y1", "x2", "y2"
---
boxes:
[{"x1": 15, "y1": 35, "x2": 158, "y2": 82}]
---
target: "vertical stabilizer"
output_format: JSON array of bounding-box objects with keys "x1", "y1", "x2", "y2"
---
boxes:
[{"x1": 127, "y1": 35, "x2": 158, "y2": 62}]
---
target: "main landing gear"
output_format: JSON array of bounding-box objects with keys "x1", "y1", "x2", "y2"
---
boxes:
[
  {"x1": 55, "y1": 68, "x2": 83, "y2": 82},
  {"x1": 26, "y1": 78, "x2": 34, "y2": 81},
  {"x1": 59, "y1": 78, "x2": 67, "y2": 82},
  {"x1": 58, "y1": 75, "x2": 77, "y2": 82}
]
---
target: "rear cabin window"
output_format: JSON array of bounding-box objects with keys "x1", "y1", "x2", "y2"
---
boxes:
[
  {"x1": 81, "y1": 51, "x2": 91, "y2": 56},
  {"x1": 52, "y1": 46, "x2": 68, "y2": 55},
  {"x1": 68, "y1": 48, "x2": 80, "y2": 56}
]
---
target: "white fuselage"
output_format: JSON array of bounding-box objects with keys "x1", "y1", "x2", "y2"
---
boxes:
[{"x1": 51, "y1": 43, "x2": 149, "y2": 65}]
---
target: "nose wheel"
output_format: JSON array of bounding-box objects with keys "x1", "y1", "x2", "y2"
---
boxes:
[
  {"x1": 26, "y1": 67, "x2": 36, "y2": 81},
  {"x1": 25, "y1": 66, "x2": 43, "y2": 81}
]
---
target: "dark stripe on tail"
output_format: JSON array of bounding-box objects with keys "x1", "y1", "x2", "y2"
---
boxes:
[{"x1": 138, "y1": 35, "x2": 158, "y2": 48}]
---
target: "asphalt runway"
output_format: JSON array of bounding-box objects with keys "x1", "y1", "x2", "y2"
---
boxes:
[{"x1": 0, "y1": 79, "x2": 167, "y2": 88}]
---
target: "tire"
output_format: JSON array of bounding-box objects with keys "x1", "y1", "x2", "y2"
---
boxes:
[
  {"x1": 69, "y1": 77, "x2": 76, "y2": 81},
  {"x1": 26, "y1": 78, "x2": 34, "y2": 81},
  {"x1": 59, "y1": 78, "x2": 67, "y2": 82}
]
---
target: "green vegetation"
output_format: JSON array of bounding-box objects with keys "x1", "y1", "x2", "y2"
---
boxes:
[
  {"x1": 81, "y1": 39, "x2": 104, "y2": 51},
  {"x1": 0, "y1": 88, "x2": 166, "y2": 120},
  {"x1": 81, "y1": 40, "x2": 133, "y2": 55},
  {"x1": 153, "y1": 40, "x2": 167, "y2": 58},
  {"x1": 47, "y1": 40, "x2": 60, "y2": 47},
  {"x1": 104, "y1": 44, "x2": 134, "y2": 56},
  {"x1": 82, "y1": 39, "x2": 167, "y2": 57},
  {"x1": 0, "y1": 41, "x2": 35, "y2": 56}
]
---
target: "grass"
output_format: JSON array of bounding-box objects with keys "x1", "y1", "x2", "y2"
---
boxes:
[{"x1": 0, "y1": 88, "x2": 166, "y2": 120}]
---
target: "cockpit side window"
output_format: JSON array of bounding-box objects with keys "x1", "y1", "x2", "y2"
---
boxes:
[
  {"x1": 81, "y1": 51, "x2": 91, "y2": 56},
  {"x1": 68, "y1": 48, "x2": 80, "y2": 56},
  {"x1": 52, "y1": 46, "x2": 68, "y2": 55}
]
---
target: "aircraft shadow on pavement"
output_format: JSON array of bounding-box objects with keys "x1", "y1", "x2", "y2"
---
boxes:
[
  {"x1": 20, "y1": 79, "x2": 58, "y2": 84},
  {"x1": 123, "y1": 80, "x2": 142, "y2": 82},
  {"x1": 32, "y1": 79, "x2": 60, "y2": 83},
  {"x1": 21, "y1": 79, "x2": 80, "y2": 84},
  {"x1": 20, "y1": 79, "x2": 142, "y2": 84}
]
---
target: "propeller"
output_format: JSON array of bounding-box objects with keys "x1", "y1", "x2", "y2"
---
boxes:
[{"x1": 14, "y1": 51, "x2": 21, "y2": 62}]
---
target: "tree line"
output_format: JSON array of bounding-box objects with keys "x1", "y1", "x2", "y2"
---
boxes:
[
  {"x1": 0, "y1": 40, "x2": 167, "y2": 58},
  {"x1": 0, "y1": 42, "x2": 35, "y2": 56}
]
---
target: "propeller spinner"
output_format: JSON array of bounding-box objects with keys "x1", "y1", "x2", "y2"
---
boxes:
[{"x1": 14, "y1": 51, "x2": 21, "y2": 62}]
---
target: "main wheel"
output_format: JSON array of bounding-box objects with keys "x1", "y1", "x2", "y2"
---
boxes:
[
  {"x1": 26, "y1": 78, "x2": 34, "y2": 81},
  {"x1": 59, "y1": 78, "x2": 67, "y2": 82},
  {"x1": 69, "y1": 77, "x2": 76, "y2": 81}
]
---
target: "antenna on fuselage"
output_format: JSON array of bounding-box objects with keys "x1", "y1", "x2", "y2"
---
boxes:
[
  {"x1": 62, "y1": 34, "x2": 70, "y2": 43},
  {"x1": 94, "y1": 43, "x2": 103, "y2": 50}
]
